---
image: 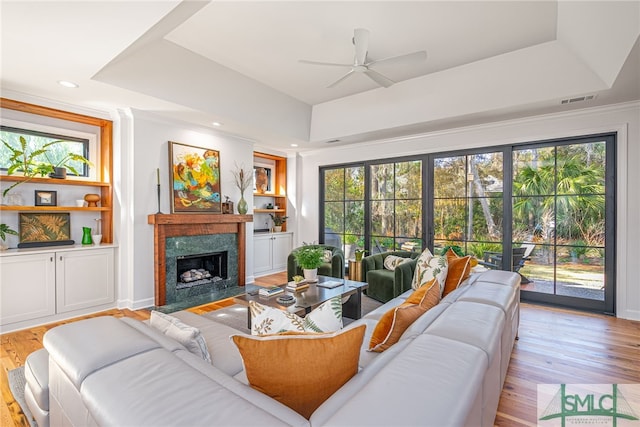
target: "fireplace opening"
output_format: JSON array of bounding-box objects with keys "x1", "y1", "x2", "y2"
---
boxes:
[{"x1": 176, "y1": 251, "x2": 228, "y2": 290}]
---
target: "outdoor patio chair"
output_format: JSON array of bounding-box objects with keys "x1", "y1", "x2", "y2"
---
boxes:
[{"x1": 478, "y1": 246, "x2": 531, "y2": 283}]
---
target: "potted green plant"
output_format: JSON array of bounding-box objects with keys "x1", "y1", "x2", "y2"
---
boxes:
[
  {"x1": 0, "y1": 223, "x2": 18, "y2": 250},
  {"x1": 354, "y1": 248, "x2": 367, "y2": 262},
  {"x1": 293, "y1": 244, "x2": 324, "y2": 282},
  {"x1": 269, "y1": 213, "x2": 288, "y2": 232},
  {"x1": 2, "y1": 136, "x2": 92, "y2": 196}
]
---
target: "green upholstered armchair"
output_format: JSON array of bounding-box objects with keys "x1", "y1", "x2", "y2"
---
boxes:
[
  {"x1": 362, "y1": 251, "x2": 420, "y2": 302},
  {"x1": 287, "y1": 244, "x2": 345, "y2": 281}
]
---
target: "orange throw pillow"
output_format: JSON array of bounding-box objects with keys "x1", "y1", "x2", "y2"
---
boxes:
[
  {"x1": 369, "y1": 279, "x2": 441, "y2": 353},
  {"x1": 231, "y1": 325, "x2": 365, "y2": 419},
  {"x1": 405, "y1": 278, "x2": 440, "y2": 308},
  {"x1": 443, "y1": 248, "x2": 473, "y2": 296},
  {"x1": 368, "y1": 303, "x2": 425, "y2": 353}
]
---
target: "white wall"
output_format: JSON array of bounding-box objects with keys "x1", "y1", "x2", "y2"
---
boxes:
[
  {"x1": 120, "y1": 109, "x2": 255, "y2": 308},
  {"x1": 297, "y1": 102, "x2": 640, "y2": 321}
]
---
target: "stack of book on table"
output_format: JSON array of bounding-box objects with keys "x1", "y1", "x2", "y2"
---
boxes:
[
  {"x1": 286, "y1": 280, "x2": 309, "y2": 292},
  {"x1": 258, "y1": 286, "x2": 284, "y2": 297}
]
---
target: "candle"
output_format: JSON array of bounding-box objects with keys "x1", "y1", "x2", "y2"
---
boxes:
[{"x1": 157, "y1": 168, "x2": 160, "y2": 185}]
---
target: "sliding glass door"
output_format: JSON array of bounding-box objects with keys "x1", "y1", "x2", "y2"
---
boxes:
[
  {"x1": 320, "y1": 133, "x2": 615, "y2": 314},
  {"x1": 513, "y1": 135, "x2": 615, "y2": 313}
]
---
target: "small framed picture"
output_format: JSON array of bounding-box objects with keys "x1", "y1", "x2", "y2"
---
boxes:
[{"x1": 35, "y1": 190, "x2": 57, "y2": 206}]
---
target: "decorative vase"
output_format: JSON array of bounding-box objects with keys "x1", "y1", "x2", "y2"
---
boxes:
[
  {"x1": 92, "y1": 234, "x2": 102, "y2": 245},
  {"x1": 237, "y1": 193, "x2": 248, "y2": 214},
  {"x1": 84, "y1": 193, "x2": 100, "y2": 207},
  {"x1": 81, "y1": 227, "x2": 93, "y2": 245},
  {"x1": 303, "y1": 268, "x2": 318, "y2": 283},
  {"x1": 273, "y1": 225, "x2": 282, "y2": 232}
]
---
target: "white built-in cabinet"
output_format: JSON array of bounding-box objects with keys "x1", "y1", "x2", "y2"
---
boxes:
[
  {"x1": 254, "y1": 232, "x2": 293, "y2": 276},
  {"x1": 0, "y1": 245, "x2": 115, "y2": 330}
]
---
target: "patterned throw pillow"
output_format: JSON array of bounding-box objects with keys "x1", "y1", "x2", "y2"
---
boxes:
[
  {"x1": 149, "y1": 311, "x2": 212, "y2": 363},
  {"x1": 231, "y1": 325, "x2": 365, "y2": 418},
  {"x1": 411, "y1": 248, "x2": 449, "y2": 293},
  {"x1": 323, "y1": 250, "x2": 333, "y2": 263},
  {"x1": 250, "y1": 296, "x2": 343, "y2": 335},
  {"x1": 442, "y1": 248, "x2": 473, "y2": 296},
  {"x1": 383, "y1": 255, "x2": 412, "y2": 270}
]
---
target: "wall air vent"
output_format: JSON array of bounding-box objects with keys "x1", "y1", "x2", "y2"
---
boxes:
[
  {"x1": 326, "y1": 139, "x2": 341, "y2": 144},
  {"x1": 561, "y1": 94, "x2": 597, "y2": 105}
]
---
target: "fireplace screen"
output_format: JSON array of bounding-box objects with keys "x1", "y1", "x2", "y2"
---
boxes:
[{"x1": 176, "y1": 251, "x2": 228, "y2": 290}]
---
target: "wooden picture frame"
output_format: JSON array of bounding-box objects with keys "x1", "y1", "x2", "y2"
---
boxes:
[
  {"x1": 18, "y1": 212, "x2": 73, "y2": 248},
  {"x1": 168, "y1": 141, "x2": 222, "y2": 214},
  {"x1": 34, "y1": 190, "x2": 57, "y2": 206}
]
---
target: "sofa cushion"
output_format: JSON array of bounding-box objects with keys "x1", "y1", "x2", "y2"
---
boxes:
[
  {"x1": 250, "y1": 296, "x2": 342, "y2": 335},
  {"x1": 312, "y1": 334, "x2": 487, "y2": 427},
  {"x1": 231, "y1": 325, "x2": 365, "y2": 419},
  {"x1": 149, "y1": 311, "x2": 212, "y2": 363},
  {"x1": 443, "y1": 248, "x2": 473, "y2": 296},
  {"x1": 369, "y1": 280, "x2": 440, "y2": 352},
  {"x1": 411, "y1": 248, "x2": 448, "y2": 292},
  {"x1": 43, "y1": 316, "x2": 162, "y2": 389},
  {"x1": 169, "y1": 310, "x2": 246, "y2": 376},
  {"x1": 24, "y1": 348, "x2": 49, "y2": 411}
]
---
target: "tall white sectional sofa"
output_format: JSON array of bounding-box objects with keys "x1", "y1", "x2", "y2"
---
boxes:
[{"x1": 27, "y1": 270, "x2": 520, "y2": 427}]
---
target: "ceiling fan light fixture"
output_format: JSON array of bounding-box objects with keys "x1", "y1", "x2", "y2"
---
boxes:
[{"x1": 300, "y1": 28, "x2": 426, "y2": 90}]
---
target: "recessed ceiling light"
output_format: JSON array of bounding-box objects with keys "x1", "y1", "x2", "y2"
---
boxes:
[
  {"x1": 58, "y1": 80, "x2": 79, "y2": 88},
  {"x1": 212, "y1": 122, "x2": 222, "y2": 127},
  {"x1": 290, "y1": 144, "x2": 298, "y2": 147}
]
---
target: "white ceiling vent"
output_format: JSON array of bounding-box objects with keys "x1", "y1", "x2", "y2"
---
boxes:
[{"x1": 561, "y1": 94, "x2": 597, "y2": 105}]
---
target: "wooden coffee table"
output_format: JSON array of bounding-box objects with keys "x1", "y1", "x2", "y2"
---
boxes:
[{"x1": 234, "y1": 276, "x2": 369, "y2": 328}]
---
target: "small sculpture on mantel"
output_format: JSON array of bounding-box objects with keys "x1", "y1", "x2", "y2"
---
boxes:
[{"x1": 222, "y1": 195, "x2": 234, "y2": 214}]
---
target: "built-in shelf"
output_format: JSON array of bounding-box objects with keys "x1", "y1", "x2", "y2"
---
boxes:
[
  {"x1": 253, "y1": 152, "x2": 287, "y2": 232},
  {"x1": 0, "y1": 175, "x2": 110, "y2": 187},
  {"x1": 0, "y1": 97, "x2": 114, "y2": 243},
  {"x1": 0, "y1": 206, "x2": 109, "y2": 212},
  {"x1": 253, "y1": 192, "x2": 286, "y2": 197}
]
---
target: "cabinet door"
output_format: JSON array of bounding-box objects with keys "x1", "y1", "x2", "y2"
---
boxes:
[
  {"x1": 253, "y1": 236, "x2": 273, "y2": 275},
  {"x1": 0, "y1": 253, "x2": 56, "y2": 325},
  {"x1": 56, "y1": 248, "x2": 114, "y2": 313},
  {"x1": 272, "y1": 233, "x2": 293, "y2": 271}
]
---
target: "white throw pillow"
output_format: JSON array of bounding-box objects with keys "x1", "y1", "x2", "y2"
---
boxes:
[
  {"x1": 250, "y1": 296, "x2": 343, "y2": 335},
  {"x1": 383, "y1": 255, "x2": 412, "y2": 270},
  {"x1": 322, "y1": 250, "x2": 333, "y2": 263},
  {"x1": 411, "y1": 249, "x2": 449, "y2": 294},
  {"x1": 149, "y1": 311, "x2": 212, "y2": 364}
]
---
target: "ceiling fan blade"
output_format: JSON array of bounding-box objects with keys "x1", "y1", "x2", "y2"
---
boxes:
[
  {"x1": 299, "y1": 59, "x2": 352, "y2": 68},
  {"x1": 367, "y1": 50, "x2": 427, "y2": 67},
  {"x1": 327, "y1": 70, "x2": 355, "y2": 88},
  {"x1": 353, "y1": 28, "x2": 370, "y2": 65},
  {"x1": 364, "y1": 69, "x2": 395, "y2": 88}
]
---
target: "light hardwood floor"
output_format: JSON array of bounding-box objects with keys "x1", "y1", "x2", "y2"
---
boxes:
[{"x1": 1, "y1": 272, "x2": 638, "y2": 426}]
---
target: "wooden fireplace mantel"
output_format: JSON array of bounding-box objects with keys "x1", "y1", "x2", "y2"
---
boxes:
[{"x1": 148, "y1": 214, "x2": 253, "y2": 306}]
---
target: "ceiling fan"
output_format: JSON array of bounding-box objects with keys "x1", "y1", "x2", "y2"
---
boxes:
[{"x1": 299, "y1": 28, "x2": 427, "y2": 89}]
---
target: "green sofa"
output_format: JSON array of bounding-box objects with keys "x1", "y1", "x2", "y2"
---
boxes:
[
  {"x1": 362, "y1": 251, "x2": 420, "y2": 302},
  {"x1": 287, "y1": 244, "x2": 344, "y2": 281}
]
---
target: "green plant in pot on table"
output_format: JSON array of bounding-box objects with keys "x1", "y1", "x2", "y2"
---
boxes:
[
  {"x1": 292, "y1": 244, "x2": 324, "y2": 282},
  {"x1": 0, "y1": 223, "x2": 18, "y2": 250},
  {"x1": 2, "y1": 136, "x2": 92, "y2": 196}
]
